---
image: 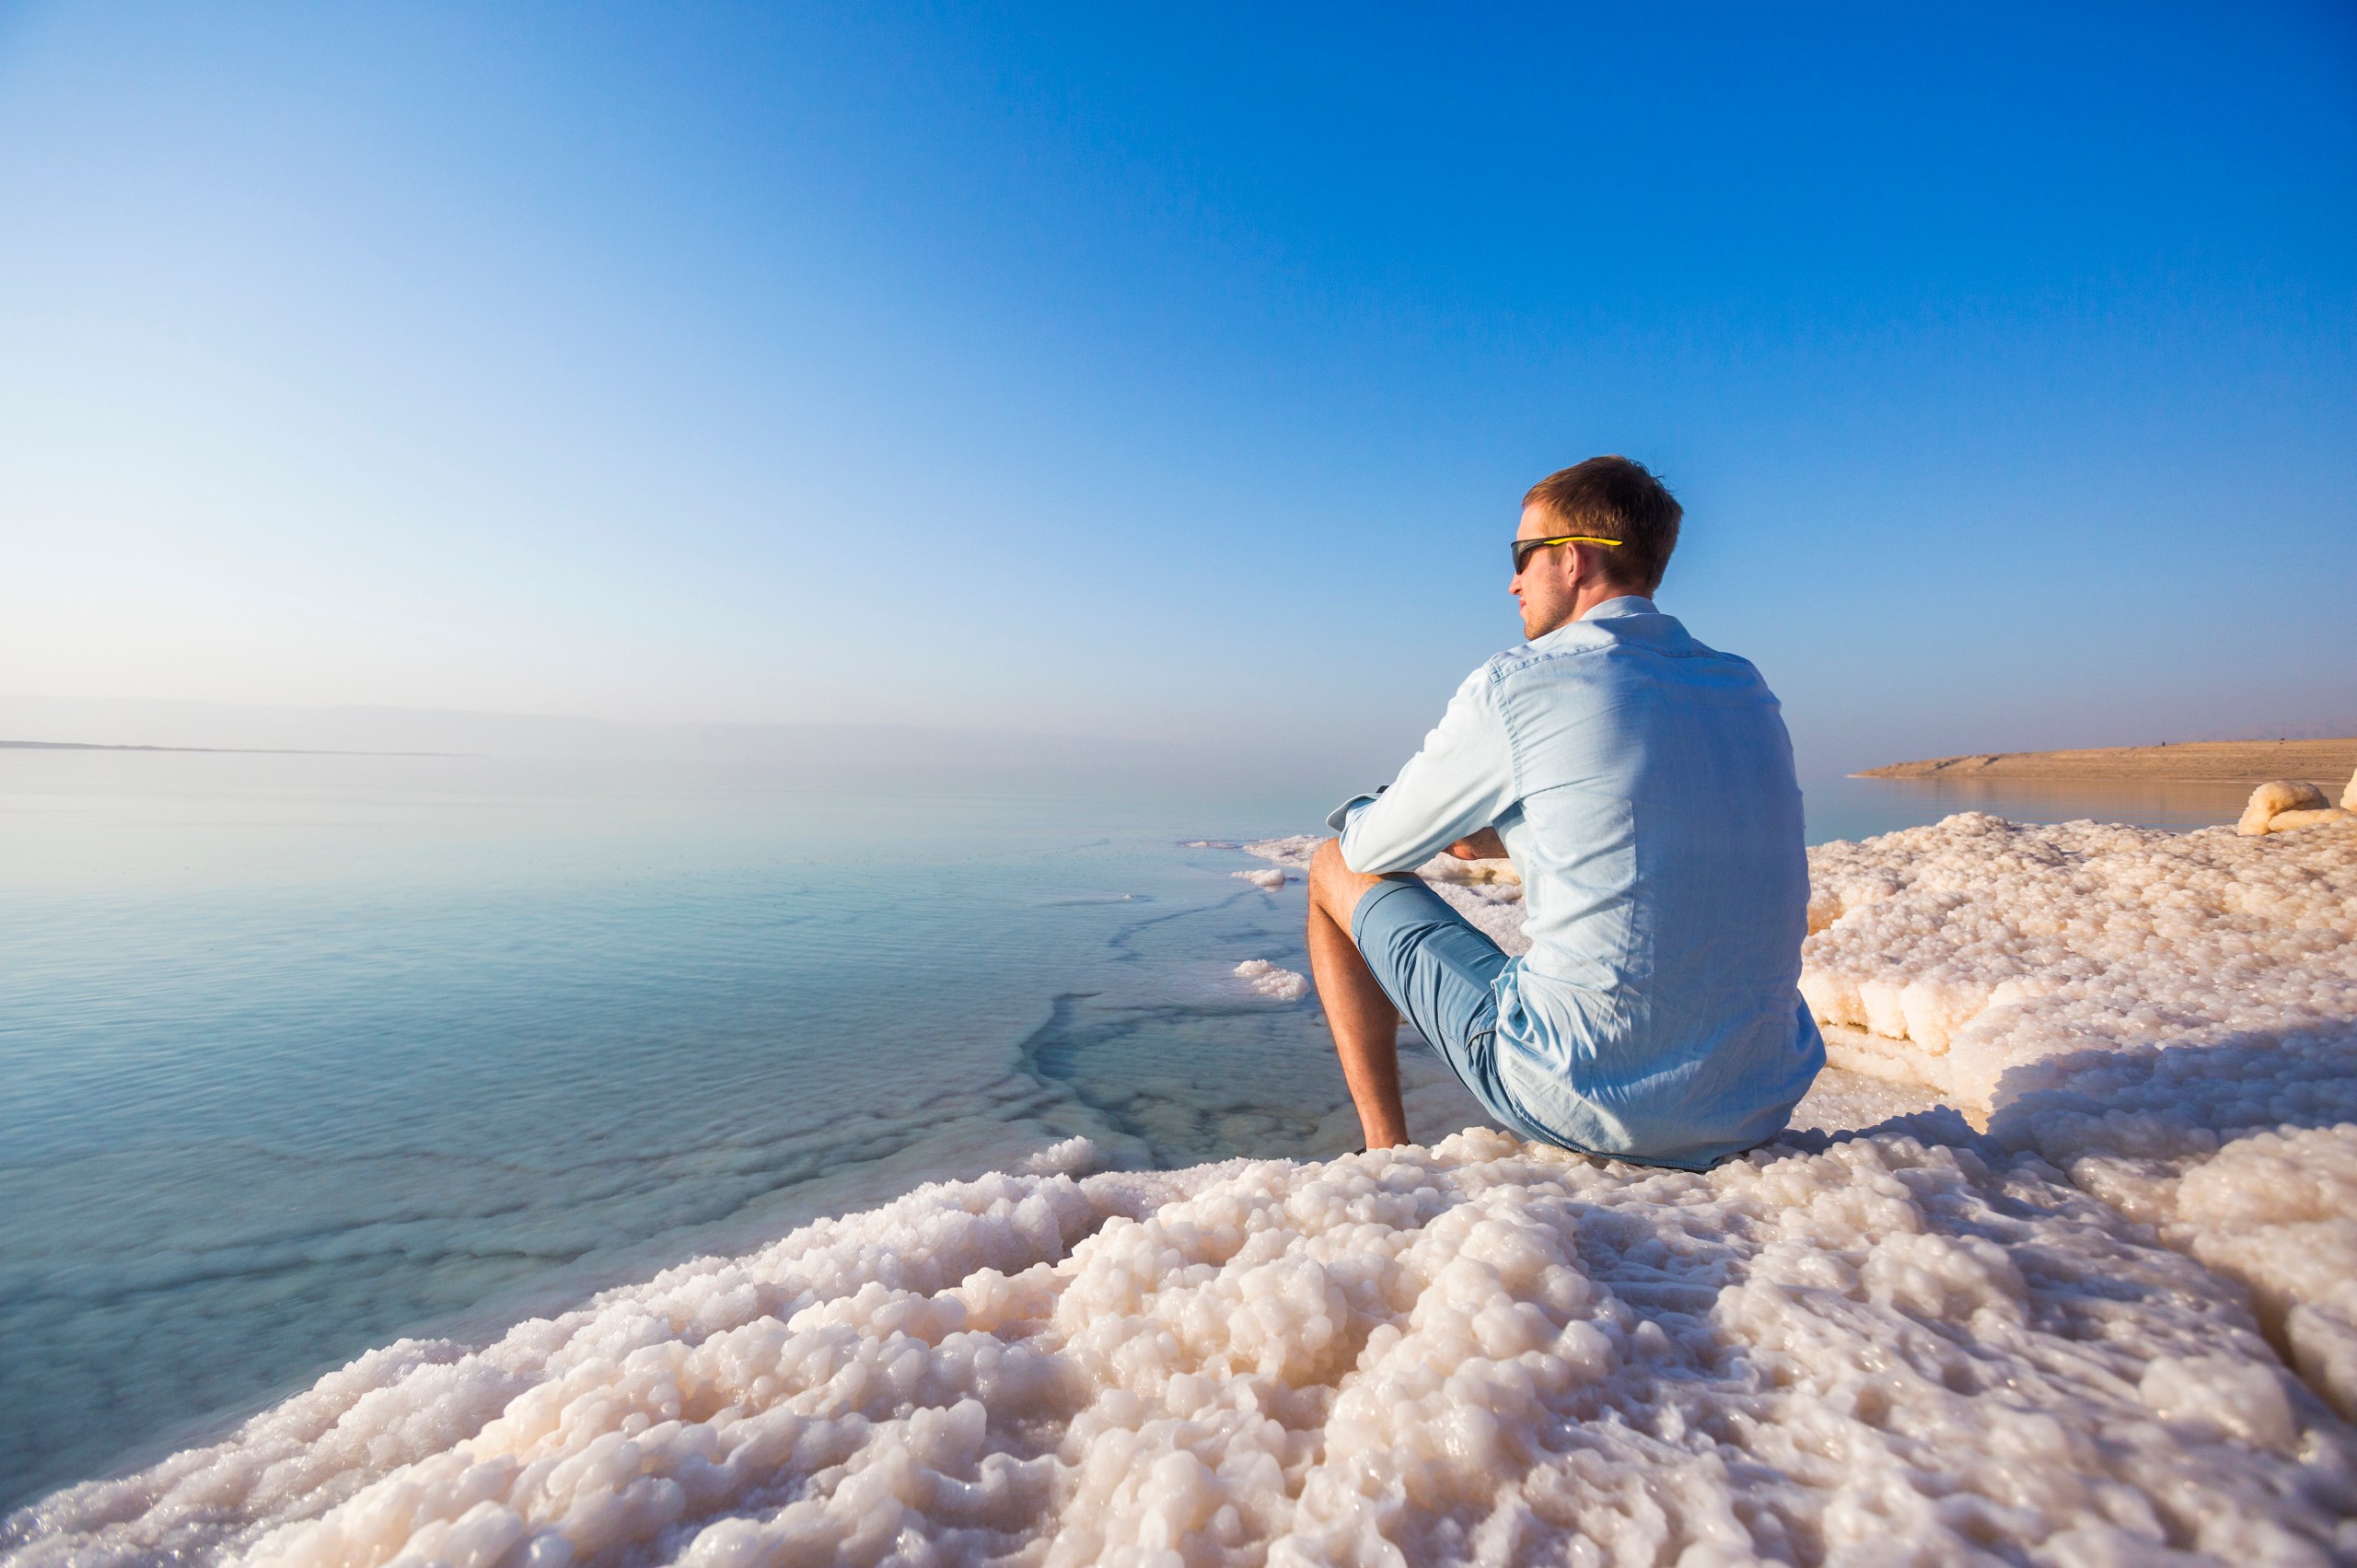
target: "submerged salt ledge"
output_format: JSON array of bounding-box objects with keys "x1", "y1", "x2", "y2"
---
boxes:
[{"x1": 11, "y1": 817, "x2": 2357, "y2": 1565}]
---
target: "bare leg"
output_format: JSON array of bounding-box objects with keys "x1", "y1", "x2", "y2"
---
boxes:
[{"x1": 1306, "y1": 838, "x2": 1412, "y2": 1149}]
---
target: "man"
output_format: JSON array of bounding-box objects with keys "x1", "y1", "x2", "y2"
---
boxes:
[{"x1": 1306, "y1": 456, "x2": 1822, "y2": 1168}]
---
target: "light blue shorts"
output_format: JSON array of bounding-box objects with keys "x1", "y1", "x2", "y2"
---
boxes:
[{"x1": 1349, "y1": 876, "x2": 1548, "y2": 1144}]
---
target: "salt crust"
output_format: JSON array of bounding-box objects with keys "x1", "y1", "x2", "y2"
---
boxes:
[
  {"x1": 1803, "y1": 816, "x2": 2357, "y2": 1427},
  {"x1": 11, "y1": 819, "x2": 2357, "y2": 1565},
  {"x1": 14, "y1": 1126, "x2": 2357, "y2": 1568}
]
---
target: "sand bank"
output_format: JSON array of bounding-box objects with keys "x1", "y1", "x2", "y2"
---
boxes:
[{"x1": 1858, "y1": 736, "x2": 2357, "y2": 785}]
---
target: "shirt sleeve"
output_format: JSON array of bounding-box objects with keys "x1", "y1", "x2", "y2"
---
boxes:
[{"x1": 1328, "y1": 665, "x2": 1518, "y2": 875}]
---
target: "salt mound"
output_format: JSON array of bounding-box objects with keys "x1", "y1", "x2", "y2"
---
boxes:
[
  {"x1": 15, "y1": 1128, "x2": 2356, "y2": 1568},
  {"x1": 1233, "y1": 959, "x2": 1310, "y2": 1004},
  {"x1": 2239, "y1": 779, "x2": 2350, "y2": 836},
  {"x1": 2239, "y1": 779, "x2": 2328, "y2": 835},
  {"x1": 1232, "y1": 869, "x2": 1288, "y2": 891}
]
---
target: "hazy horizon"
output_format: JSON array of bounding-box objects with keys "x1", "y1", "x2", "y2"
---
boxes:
[{"x1": 5, "y1": 691, "x2": 2352, "y2": 789}]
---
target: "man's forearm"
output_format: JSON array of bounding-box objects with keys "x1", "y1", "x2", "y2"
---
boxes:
[{"x1": 1337, "y1": 787, "x2": 1503, "y2": 875}]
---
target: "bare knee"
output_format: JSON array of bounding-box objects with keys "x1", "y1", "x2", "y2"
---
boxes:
[
  {"x1": 1308, "y1": 836, "x2": 1347, "y2": 889},
  {"x1": 1306, "y1": 838, "x2": 1340, "y2": 917},
  {"x1": 1308, "y1": 837, "x2": 1379, "y2": 919}
]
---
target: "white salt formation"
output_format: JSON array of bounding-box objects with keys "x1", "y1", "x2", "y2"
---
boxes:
[
  {"x1": 1231, "y1": 869, "x2": 1288, "y2": 891},
  {"x1": 12, "y1": 816, "x2": 2357, "y2": 1565},
  {"x1": 1800, "y1": 812, "x2": 2357, "y2": 1108},
  {"x1": 2237, "y1": 779, "x2": 2349, "y2": 835},
  {"x1": 2237, "y1": 779, "x2": 2326, "y2": 834},
  {"x1": 2263, "y1": 808, "x2": 2352, "y2": 832},
  {"x1": 15, "y1": 1129, "x2": 2356, "y2": 1568},
  {"x1": 1232, "y1": 959, "x2": 1310, "y2": 1004}
]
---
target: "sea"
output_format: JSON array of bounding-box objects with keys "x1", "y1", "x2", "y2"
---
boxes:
[{"x1": 0, "y1": 748, "x2": 2260, "y2": 1514}]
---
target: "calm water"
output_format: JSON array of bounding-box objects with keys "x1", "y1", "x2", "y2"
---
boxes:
[
  {"x1": 1803, "y1": 772, "x2": 2259, "y2": 841},
  {"x1": 0, "y1": 750, "x2": 2249, "y2": 1510}
]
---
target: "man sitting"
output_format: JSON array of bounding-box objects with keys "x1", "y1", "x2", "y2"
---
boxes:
[{"x1": 1306, "y1": 456, "x2": 1823, "y2": 1167}]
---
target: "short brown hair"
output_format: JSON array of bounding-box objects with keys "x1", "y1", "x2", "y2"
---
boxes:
[{"x1": 1523, "y1": 456, "x2": 1681, "y2": 595}]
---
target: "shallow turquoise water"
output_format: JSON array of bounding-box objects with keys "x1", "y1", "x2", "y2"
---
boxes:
[
  {"x1": 0, "y1": 749, "x2": 2248, "y2": 1510},
  {"x1": 0, "y1": 751, "x2": 1364, "y2": 1511}
]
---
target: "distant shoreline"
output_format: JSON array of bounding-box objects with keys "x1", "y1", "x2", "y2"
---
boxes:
[
  {"x1": 1856, "y1": 737, "x2": 2357, "y2": 784},
  {"x1": 0, "y1": 738, "x2": 457, "y2": 757}
]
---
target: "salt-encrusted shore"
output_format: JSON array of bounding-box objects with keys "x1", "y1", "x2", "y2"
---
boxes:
[{"x1": 7, "y1": 816, "x2": 2356, "y2": 1566}]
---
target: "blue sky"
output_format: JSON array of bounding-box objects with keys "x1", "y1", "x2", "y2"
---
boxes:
[{"x1": 2, "y1": 2, "x2": 2351, "y2": 777}]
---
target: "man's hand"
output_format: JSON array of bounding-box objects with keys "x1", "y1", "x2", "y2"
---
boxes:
[{"x1": 1445, "y1": 828, "x2": 1507, "y2": 861}]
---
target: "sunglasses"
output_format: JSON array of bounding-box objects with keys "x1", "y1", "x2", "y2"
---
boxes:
[{"x1": 1511, "y1": 533, "x2": 1622, "y2": 574}]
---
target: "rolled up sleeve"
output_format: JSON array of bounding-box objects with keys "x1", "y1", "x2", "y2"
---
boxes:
[{"x1": 1329, "y1": 667, "x2": 1517, "y2": 875}]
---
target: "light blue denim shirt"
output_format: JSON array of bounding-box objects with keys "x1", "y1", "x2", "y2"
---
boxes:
[{"x1": 1330, "y1": 597, "x2": 1823, "y2": 1167}]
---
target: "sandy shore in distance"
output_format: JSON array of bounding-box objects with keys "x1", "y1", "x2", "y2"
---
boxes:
[{"x1": 1858, "y1": 735, "x2": 2357, "y2": 784}]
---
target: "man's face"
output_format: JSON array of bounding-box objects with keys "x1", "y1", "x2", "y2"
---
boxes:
[{"x1": 1510, "y1": 503, "x2": 1585, "y2": 641}]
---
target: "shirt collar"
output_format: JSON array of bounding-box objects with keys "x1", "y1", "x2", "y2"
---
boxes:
[{"x1": 1581, "y1": 595, "x2": 1657, "y2": 621}]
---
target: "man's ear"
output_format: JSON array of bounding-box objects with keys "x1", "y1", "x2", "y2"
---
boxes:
[{"x1": 1571, "y1": 542, "x2": 1635, "y2": 598}]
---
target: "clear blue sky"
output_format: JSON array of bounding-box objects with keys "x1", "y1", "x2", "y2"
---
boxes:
[{"x1": 2, "y1": 2, "x2": 2351, "y2": 776}]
